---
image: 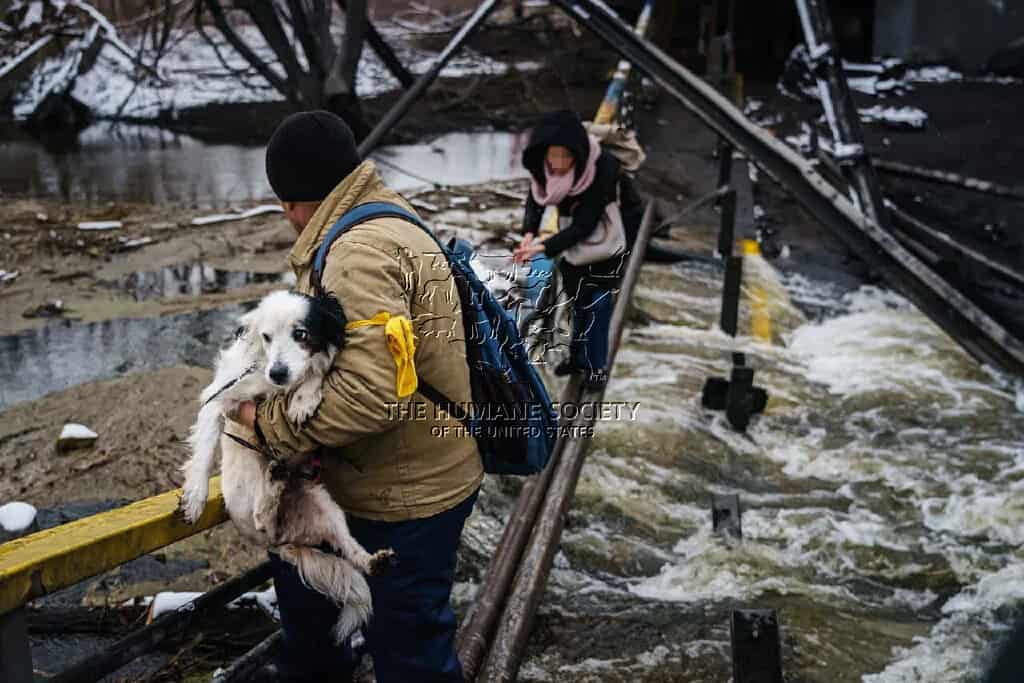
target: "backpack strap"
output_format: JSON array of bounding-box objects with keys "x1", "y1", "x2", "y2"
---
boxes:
[
  {"x1": 312, "y1": 201, "x2": 431, "y2": 295},
  {"x1": 311, "y1": 201, "x2": 467, "y2": 423},
  {"x1": 416, "y1": 379, "x2": 472, "y2": 430}
]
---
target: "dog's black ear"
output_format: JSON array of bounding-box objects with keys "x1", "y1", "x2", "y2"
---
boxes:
[{"x1": 313, "y1": 292, "x2": 348, "y2": 351}]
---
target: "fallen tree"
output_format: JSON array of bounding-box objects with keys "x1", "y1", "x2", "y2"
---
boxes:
[{"x1": 195, "y1": 0, "x2": 390, "y2": 139}]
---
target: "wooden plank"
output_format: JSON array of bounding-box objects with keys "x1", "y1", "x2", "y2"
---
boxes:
[{"x1": 0, "y1": 479, "x2": 227, "y2": 617}]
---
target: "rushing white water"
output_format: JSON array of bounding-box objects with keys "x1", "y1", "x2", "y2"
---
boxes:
[{"x1": 504, "y1": 250, "x2": 1024, "y2": 681}]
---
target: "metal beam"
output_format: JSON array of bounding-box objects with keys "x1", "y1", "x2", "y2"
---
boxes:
[
  {"x1": 886, "y1": 201, "x2": 1024, "y2": 289},
  {"x1": 0, "y1": 479, "x2": 227, "y2": 617},
  {"x1": 549, "y1": 0, "x2": 1024, "y2": 377},
  {"x1": 357, "y1": 0, "x2": 502, "y2": 156},
  {"x1": 874, "y1": 159, "x2": 1024, "y2": 203},
  {"x1": 794, "y1": 0, "x2": 889, "y2": 231},
  {"x1": 455, "y1": 427, "x2": 565, "y2": 680}
]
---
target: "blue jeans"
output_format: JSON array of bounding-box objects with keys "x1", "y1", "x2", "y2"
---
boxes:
[
  {"x1": 559, "y1": 258, "x2": 622, "y2": 372},
  {"x1": 570, "y1": 283, "x2": 614, "y2": 371},
  {"x1": 269, "y1": 489, "x2": 479, "y2": 682}
]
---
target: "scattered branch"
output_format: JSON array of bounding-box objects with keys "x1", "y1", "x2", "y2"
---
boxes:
[{"x1": 198, "y1": 0, "x2": 292, "y2": 99}]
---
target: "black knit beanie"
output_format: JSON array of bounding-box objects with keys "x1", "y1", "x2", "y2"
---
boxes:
[{"x1": 265, "y1": 110, "x2": 361, "y2": 202}]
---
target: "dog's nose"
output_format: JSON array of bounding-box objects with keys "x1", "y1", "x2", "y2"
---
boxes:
[{"x1": 268, "y1": 365, "x2": 289, "y2": 385}]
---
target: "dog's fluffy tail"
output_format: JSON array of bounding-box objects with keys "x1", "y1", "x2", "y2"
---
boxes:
[{"x1": 277, "y1": 544, "x2": 373, "y2": 643}]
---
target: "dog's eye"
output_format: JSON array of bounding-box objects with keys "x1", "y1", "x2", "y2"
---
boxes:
[
  {"x1": 262, "y1": 333, "x2": 271, "y2": 343},
  {"x1": 234, "y1": 326, "x2": 245, "y2": 339},
  {"x1": 293, "y1": 329, "x2": 309, "y2": 343}
]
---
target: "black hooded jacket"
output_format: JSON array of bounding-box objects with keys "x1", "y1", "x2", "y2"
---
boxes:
[{"x1": 521, "y1": 110, "x2": 621, "y2": 259}]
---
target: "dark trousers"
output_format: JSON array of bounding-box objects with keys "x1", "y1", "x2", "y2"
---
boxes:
[
  {"x1": 560, "y1": 259, "x2": 622, "y2": 371},
  {"x1": 269, "y1": 489, "x2": 479, "y2": 683}
]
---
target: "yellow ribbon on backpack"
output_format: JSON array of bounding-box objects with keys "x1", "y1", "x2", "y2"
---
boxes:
[{"x1": 344, "y1": 312, "x2": 418, "y2": 398}]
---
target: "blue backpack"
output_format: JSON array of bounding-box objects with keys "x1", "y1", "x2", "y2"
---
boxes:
[{"x1": 312, "y1": 201, "x2": 559, "y2": 476}]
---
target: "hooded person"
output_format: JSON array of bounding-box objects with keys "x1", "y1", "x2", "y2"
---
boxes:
[
  {"x1": 232, "y1": 110, "x2": 483, "y2": 683},
  {"x1": 513, "y1": 110, "x2": 630, "y2": 390}
]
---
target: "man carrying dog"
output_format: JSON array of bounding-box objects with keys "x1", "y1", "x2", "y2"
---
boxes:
[{"x1": 234, "y1": 110, "x2": 484, "y2": 682}]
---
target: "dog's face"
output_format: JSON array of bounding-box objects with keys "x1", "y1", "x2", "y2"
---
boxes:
[{"x1": 236, "y1": 290, "x2": 347, "y2": 388}]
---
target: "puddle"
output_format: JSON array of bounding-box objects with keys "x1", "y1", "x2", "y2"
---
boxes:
[
  {"x1": 0, "y1": 304, "x2": 252, "y2": 409},
  {"x1": 0, "y1": 124, "x2": 529, "y2": 207},
  {"x1": 98, "y1": 263, "x2": 292, "y2": 302}
]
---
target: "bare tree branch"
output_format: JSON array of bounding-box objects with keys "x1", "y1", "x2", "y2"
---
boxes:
[
  {"x1": 198, "y1": 0, "x2": 292, "y2": 99},
  {"x1": 336, "y1": 0, "x2": 413, "y2": 88},
  {"x1": 324, "y1": 0, "x2": 365, "y2": 99},
  {"x1": 235, "y1": 0, "x2": 313, "y2": 103},
  {"x1": 194, "y1": 4, "x2": 267, "y2": 90},
  {"x1": 286, "y1": 0, "x2": 325, "y2": 83},
  {"x1": 312, "y1": 0, "x2": 335, "y2": 68}
]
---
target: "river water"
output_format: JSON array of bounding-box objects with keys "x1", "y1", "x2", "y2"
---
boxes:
[
  {"x1": 2, "y1": 125, "x2": 1023, "y2": 681},
  {"x1": 0, "y1": 123, "x2": 528, "y2": 206},
  {"x1": 468, "y1": 253, "x2": 1024, "y2": 681}
]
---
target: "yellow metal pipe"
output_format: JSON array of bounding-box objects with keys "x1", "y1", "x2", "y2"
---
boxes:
[
  {"x1": 0, "y1": 480, "x2": 227, "y2": 616},
  {"x1": 741, "y1": 238, "x2": 773, "y2": 342}
]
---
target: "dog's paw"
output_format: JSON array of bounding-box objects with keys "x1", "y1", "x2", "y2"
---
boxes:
[
  {"x1": 366, "y1": 548, "x2": 397, "y2": 575},
  {"x1": 286, "y1": 385, "x2": 322, "y2": 425},
  {"x1": 178, "y1": 482, "x2": 208, "y2": 525}
]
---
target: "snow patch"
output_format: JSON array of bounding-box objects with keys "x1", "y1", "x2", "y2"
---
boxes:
[
  {"x1": 190, "y1": 204, "x2": 283, "y2": 226},
  {"x1": 0, "y1": 502, "x2": 38, "y2": 534},
  {"x1": 77, "y1": 220, "x2": 122, "y2": 230},
  {"x1": 59, "y1": 423, "x2": 98, "y2": 440},
  {"x1": 858, "y1": 105, "x2": 928, "y2": 129}
]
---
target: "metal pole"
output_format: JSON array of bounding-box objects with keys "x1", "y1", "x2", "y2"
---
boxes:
[
  {"x1": 886, "y1": 201, "x2": 1024, "y2": 288},
  {"x1": 793, "y1": 0, "x2": 888, "y2": 230},
  {"x1": 594, "y1": 0, "x2": 654, "y2": 124},
  {"x1": 874, "y1": 159, "x2": 1024, "y2": 202},
  {"x1": 716, "y1": 187, "x2": 736, "y2": 258},
  {"x1": 455, "y1": 441, "x2": 563, "y2": 679},
  {"x1": 357, "y1": 0, "x2": 502, "y2": 157},
  {"x1": 717, "y1": 137, "x2": 734, "y2": 190}
]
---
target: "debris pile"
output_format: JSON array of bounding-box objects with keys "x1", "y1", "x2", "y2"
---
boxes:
[{"x1": 2, "y1": 0, "x2": 150, "y2": 126}]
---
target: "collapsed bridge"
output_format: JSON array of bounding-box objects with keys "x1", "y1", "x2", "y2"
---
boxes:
[{"x1": 1, "y1": 1, "x2": 1022, "y2": 682}]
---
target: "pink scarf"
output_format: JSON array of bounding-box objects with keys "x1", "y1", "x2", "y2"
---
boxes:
[{"x1": 529, "y1": 136, "x2": 601, "y2": 207}]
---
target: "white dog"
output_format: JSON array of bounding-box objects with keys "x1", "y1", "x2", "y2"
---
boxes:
[{"x1": 178, "y1": 289, "x2": 394, "y2": 641}]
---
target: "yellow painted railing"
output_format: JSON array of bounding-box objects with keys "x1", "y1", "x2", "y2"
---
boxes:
[{"x1": 0, "y1": 479, "x2": 227, "y2": 616}]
